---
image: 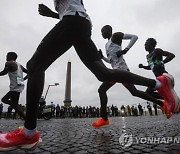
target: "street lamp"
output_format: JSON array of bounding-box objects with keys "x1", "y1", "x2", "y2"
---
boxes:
[{"x1": 44, "y1": 83, "x2": 59, "y2": 99}]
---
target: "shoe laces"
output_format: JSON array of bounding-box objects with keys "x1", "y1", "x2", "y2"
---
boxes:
[
  {"x1": 6, "y1": 128, "x2": 23, "y2": 138},
  {"x1": 97, "y1": 118, "x2": 105, "y2": 123}
]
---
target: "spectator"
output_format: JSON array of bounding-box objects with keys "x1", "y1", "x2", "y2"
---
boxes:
[
  {"x1": 0, "y1": 103, "x2": 3, "y2": 119},
  {"x1": 82, "y1": 107, "x2": 86, "y2": 118},
  {"x1": 85, "y1": 106, "x2": 89, "y2": 118},
  {"x1": 107, "y1": 106, "x2": 111, "y2": 117},
  {"x1": 147, "y1": 102, "x2": 153, "y2": 116},
  {"x1": 39, "y1": 96, "x2": 46, "y2": 108},
  {"x1": 114, "y1": 106, "x2": 119, "y2": 116},
  {"x1": 121, "y1": 105, "x2": 126, "y2": 116},
  {"x1": 134, "y1": 107, "x2": 139, "y2": 116},
  {"x1": 111, "y1": 105, "x2": 115, "y2": 117},
  {"x1": 153, "y1": 103, "x2": 158, "y2": 116},
  {"x1": 127, "y1": 105, "x2": 131, "y2": 116},
  {"x1": 6, "y1": 105, "x2": 13, "y2": 119},
  {"x1": 50, "y1": 102, "x2": 55, "y2": 117},
  {"x1": 38, "y1": 96, "x2": 46, "y2": 119},
  {"x1": 55, "y1": 104, "x2": 60, "y2": 118},
  {"x1": 68, "y1": 107, "x2": 73, "y2": 118},
  {"x1": 78, "y1": 106, "x2": 82, "y2": 118},
  {"x1": 96, "y1": 107, "x2": 100, "y2": 117},
  {"x1": 89, "y1": 106, "x2": 92, "y2": 118},
  {"x1": 131, "y1": 106, "x2": 135, "y2": 116},
  {"x1": 138, "y1": 103, "x2": 143, "y2": 116},
  {"x1": 60, "y1": 106, "x2": 65, "y2": 118}
]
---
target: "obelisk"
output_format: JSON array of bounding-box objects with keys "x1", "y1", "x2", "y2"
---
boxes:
[{"x1": 64, "y1": 60, "x2": 72, "y2": 107}]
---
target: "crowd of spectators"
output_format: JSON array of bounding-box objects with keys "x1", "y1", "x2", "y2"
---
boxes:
[
  {"x1": 49, "y1": 102, "x2": 164, "y2": 119},
  {"x1": 1, "y1": 100, "x2": 179, "y2": 119}
]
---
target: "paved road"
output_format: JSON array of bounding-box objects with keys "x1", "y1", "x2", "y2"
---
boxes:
[{"x1": 0, "y1": 114, "x2": 180, "y2": 154}]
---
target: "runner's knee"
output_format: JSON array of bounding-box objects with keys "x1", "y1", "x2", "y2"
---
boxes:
[
  {"x1": 1, "y1": 97, "x2": 8, "y2": 104},
  {"x1": 130, "y1": 90, "x2": 140, "y2": 97},
  {"x1": 98, "y1": 86, "x2": 107, "y2": 94},
  {"x1": 26, "y1": 59, "x2": 44, "y2": 75},
  {"x1": 94, "y1": 69, "x2": 112, "y2": 82},
  {"x1": 1, "y1": 98, "x2": 5, "y2": 103},
  {"x1": 26, "y1": 60, "x2": 34, "y2": 74}
]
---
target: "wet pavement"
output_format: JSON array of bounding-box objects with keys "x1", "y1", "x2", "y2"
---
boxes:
[{"x1": 0, "y1": 114, "x2": 180, "y2": 154}]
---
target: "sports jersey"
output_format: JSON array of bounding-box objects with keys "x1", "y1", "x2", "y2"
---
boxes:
[
  {"x1": 105, "y1": 38, "x2": 129, "y2": 70},
  {"x1": 8, "y1": 62, "x2": 24, "y2": 93},
  {"x1": 53, "y1": 0, "x2": 91, "y2": 21},
  {"x1": 103, "y1": 33, "x2": 137, "y2": 70},
  {"x1": 146, "y1": 49, "x2": 167, "y2": 77}
]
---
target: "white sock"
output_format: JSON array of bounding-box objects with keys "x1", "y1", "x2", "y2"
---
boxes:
[
  {"x1": 155, "y1": 79, "x2": 161, "y2": 89},
  {"x1": 23, "y1": 127, "x2": 36, "y2": 137}
]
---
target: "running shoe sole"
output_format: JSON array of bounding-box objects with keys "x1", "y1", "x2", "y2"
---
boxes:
[
  {"x1": 0, "y1": 138, "x2": 42, "y2": 151},
  {"x1": 163, "y1": 73, "x2": 180, "y2": 112},
  {"x1": 158, "y1": 74, "x2": 175, "y2": 112}
]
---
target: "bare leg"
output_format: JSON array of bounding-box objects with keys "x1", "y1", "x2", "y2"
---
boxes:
[
  {"x1": 124, "y1": 84, "x2": 163, "y2": 106},
  {"x1": 98, "y1": 82, "x2": 115, "y2": 120}
]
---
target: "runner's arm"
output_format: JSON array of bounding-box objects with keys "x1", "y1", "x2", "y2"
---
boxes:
[
  {"x1": 21, "y1": 65, "x2": 28, "y2": 80},
  {"x1": 102, "y1": 57, "x2": 110, "y2": 64},
  {"x1": 0, "y1": 65, "x2": 8, "y2": 76},
  {"x1": 116, "y1": 33, "x2": 138, "y2": 57},
  {"x1": 38, "y1": 4, "x2": 59, "y2": 19},
  {"x1": 98, "y1": 49, "x2": 110, "y2": 63},
  {"x1": 156, "y1": 48, "x2": 175, "y2": 64},
  {"x1": 123, "y1": 34, "x2": 138, "y2": 51},
  {"x1": 138, "y1": 64, "x2": 151, "y2": 70}
]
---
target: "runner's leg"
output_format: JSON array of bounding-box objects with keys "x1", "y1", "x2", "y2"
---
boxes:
[{"x1": 98, "y1": 82, "x2": 115, "y2": 120}]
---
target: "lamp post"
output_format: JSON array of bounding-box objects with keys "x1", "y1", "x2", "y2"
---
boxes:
[{"x1": 44, "y1": 83, "x2": 59, "y2": 100}]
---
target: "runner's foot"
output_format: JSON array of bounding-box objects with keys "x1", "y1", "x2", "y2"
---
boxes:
[
  {"x1": 0, "y1": 128, "x2": 40, "y2": 151},
  {"x1": 92, "y1": 118, "x2": 110, "y2": 128}
]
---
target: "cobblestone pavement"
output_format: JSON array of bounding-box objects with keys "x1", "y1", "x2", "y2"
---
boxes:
[{"x1": 0, "y1": 114, "x2": 180, "y2": 154}]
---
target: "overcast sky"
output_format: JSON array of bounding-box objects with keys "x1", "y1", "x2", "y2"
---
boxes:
[{"x1": 0, "y1": 0, "x2": 180, "y2": 111}]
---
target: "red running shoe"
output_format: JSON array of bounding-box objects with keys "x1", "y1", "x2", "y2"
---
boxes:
[
  {"x1": 163, "y1": 73, "x2": 180, "y2": 113},
  {"x1": 174, "y1": 96, "x2": 180, "y2": 113},
  {"x1": 161, "y1": 100, "x2": 172, "y2": 119},
  {"x1": 165, "y1": 74, "x2": 180, "y2": 113},
  {"x1": 156, "y1": 74, "x2": 175, "y2": 114},
  {"x1": 92, "y1": 118, "x2": 110, "y2": 128},
  {"x1": 0, "y1": 128, "x2": 40, "y2": 151}
]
